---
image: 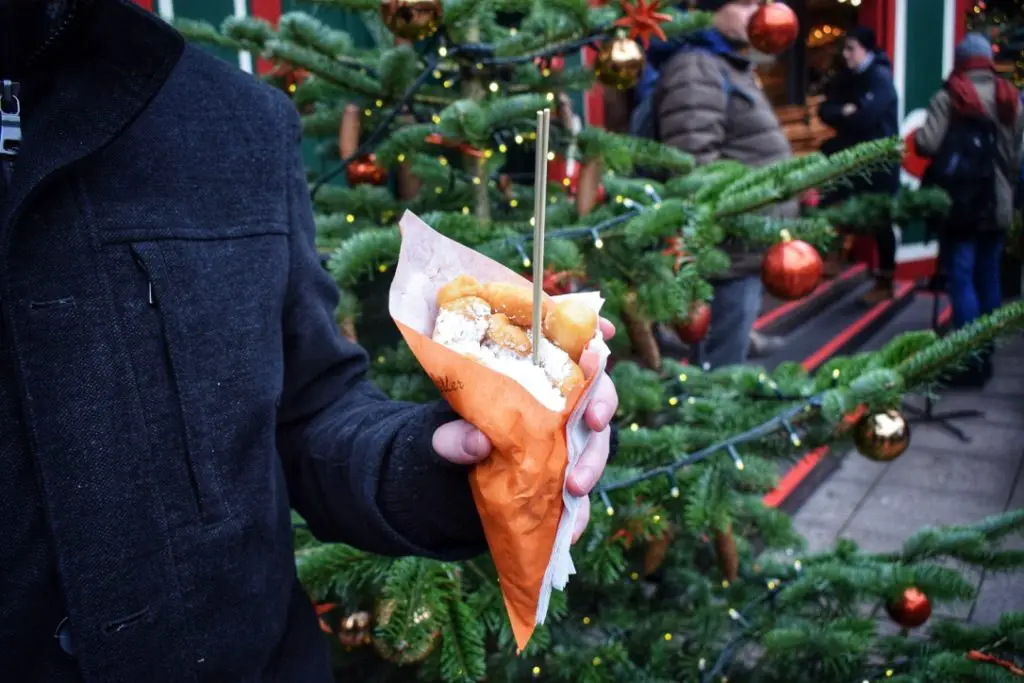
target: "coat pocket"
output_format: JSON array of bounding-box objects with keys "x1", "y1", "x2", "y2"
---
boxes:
[{"x1": 129, "y1": 242, "x2": 231, "y2": 525}]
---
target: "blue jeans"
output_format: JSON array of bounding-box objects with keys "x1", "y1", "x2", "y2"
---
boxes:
[
  {"x1": 701, "y1": 275, "x2": 763, "y2": 368},
  {"x1": 941, "y1": 234, "x2": 1004, "y2": 328}
]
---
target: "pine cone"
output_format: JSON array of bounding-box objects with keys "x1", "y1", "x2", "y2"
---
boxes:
[
  {"x1": 575, "y1": 158, "x2": 603, "y2": 217},
  {"x1": 623, "y1": 292, "x2": 661, "y2": 370},
  {"x1": 643, "y1": 527, "x2": 674, "y2": 576},
  {"x1": 714, "y1": 526, "x2": 739, "y2": 582}
]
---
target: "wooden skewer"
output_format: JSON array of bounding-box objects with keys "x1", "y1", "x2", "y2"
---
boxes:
[{"x1": 531, "y1": 108, "x2": 551, "y2": 365}]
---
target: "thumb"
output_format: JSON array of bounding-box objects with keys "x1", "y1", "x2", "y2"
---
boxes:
[{"x1": 432, "y1": 420, "x2": 492, "y2": 466}]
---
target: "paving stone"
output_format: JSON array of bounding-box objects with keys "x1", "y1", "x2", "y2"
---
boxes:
[
  {"x1": 843, "y1": 482, "x2": 1005, "y2": 541},
  {"x1": 906, "y1": 422, "x2": 1024, "y2": 461},
  {"x1": 828, "y1": 450, "x2": 892, "y2": 484},
  {"x1": 971, "y1": 571, "x2": 1024, "y2": 624},
  {"x1": 793, "y1": 478, "x2": 875, "y2": 533},
  {"x1": 839, "y1": 527, "x2": 906, "y2": 553},
  {"x1": 790, "y1": 521, "x2": 838, "y2": 554},
  {"x1": 910, "y1": 392, "x2": 1024, "y2": 429},
  {"x1": 883, "y1": 447, "x2": 1018, "y2": 499},
  {"x1": 985, "y1": 374, "x2": 1024, "y2": 398}
]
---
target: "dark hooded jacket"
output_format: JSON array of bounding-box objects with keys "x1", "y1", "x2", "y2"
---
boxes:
[{"x1": 818, "y1": 51, "x2": 901, "y2": 203}]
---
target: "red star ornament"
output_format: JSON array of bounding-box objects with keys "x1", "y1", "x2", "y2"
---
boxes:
[{"x1": 614, "y1": 0, "x2": 670, "y2": 49}]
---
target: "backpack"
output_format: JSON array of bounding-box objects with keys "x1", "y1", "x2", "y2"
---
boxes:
[{"x1": 920, "y1": 113, "x2": 999, "y2": 234}]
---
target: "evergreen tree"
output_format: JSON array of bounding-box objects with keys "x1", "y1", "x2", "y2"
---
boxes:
[{"x1": 179, "y1": 3, "x2": 1024, "y2": 681}]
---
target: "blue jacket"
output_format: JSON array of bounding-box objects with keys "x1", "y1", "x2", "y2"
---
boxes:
[
  {"x1": 818, "y1": 51, "x2": 901, "y2": 201},
  {"x1": 0, "y1": 1, "x2": 486, "y2": 681}
]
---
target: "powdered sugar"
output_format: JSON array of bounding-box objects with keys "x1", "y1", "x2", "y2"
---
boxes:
[
  {"x1": 431, "y1": 307, "x2": 576, "y2": 412},
  {"x1": 432, "y1": 301, "x2": 489, "y2": 346},
  {"x1": 477, "y1": 342, "x2": 567, "y2": 412}
]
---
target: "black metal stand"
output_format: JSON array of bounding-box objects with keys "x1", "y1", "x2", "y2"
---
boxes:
[{"x1": 902, "y1": 279, "x2": 984, "y2": 443}]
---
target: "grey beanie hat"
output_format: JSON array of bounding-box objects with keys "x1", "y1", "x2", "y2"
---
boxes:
[{"x1": 955, "y1": 32, "x2": 993, "y2": 63}]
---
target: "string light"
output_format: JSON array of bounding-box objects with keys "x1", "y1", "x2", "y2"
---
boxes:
[
  {"x1": 462, "y1": 207, "x2": 470, "y2": 215},
  {"x1": 345, "y1": 214, "x2": 355, "y2": 223},
  {"x1": 378, "y1": 264, "x2": 388, "y2": 273},
  {"x1": 438, "y1": 46, "x2": 448, "y2": 57},
  {"x1": 514, "y1": 134, "x2": 524, "y2": 144},
  {"x1": 374, "y1": 99, "x2": 384, "y2": 107},
  {"x1": 397, "y1": 154, "x2": 406, "y2": 162},
  {"x1": 498, "y1": 143, "x2": 508, "y2": 153},
  {"x1": 582, "y1": 616, "x2": 591, "y2": 625},
  {"x1": 488, "y1": 82, "x2": 500, "y2": 92},
  {"x1": 363, "y1": 108, "x2": 372, "y2": 116},
  {"x1": 532, "y1": 666, "x2": 541, "y2": 677}
]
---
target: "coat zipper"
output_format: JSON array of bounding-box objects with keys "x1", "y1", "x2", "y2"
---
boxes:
[{"x1": 130, "y1": 245, "x2": 207, "y2": 518}]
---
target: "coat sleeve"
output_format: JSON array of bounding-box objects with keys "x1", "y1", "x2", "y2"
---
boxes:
[
  {"x1": 817, "y1": 79, "x2": 845, "y2": 128},
  {"x1": 914, "y1": 89, "x2": 952, "y2": 157},
  {"x1": 274, "y1": 98, "x2": 486, "y2": 560},
  {"x1": 843, "y1": 68, "x2": 898, "y2": 134},
  {"x1": 656, "y1": 53, "x2": 727, "y2": 165}
]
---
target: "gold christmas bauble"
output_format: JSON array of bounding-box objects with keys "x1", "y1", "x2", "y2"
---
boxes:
[
  {"x1": 339, "y1": 611, "x2": 372, "y2": 648},
  {"x1": 372, "y1": 599, "x2": 440, "y2": 665},
  {"x1": 852, "y1": 409, "x2": 910, "y2": 462},
  {"x1": 594, "y1": 36, "x2": 646, "y2": 90},
  {"x1": 380, "y1": 0, "x2": 442, "y2": 41}
]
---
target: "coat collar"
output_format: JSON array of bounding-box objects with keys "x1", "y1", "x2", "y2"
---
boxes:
[{"x1": 3, "y1": 0, "x2": 184, "y2": 231}]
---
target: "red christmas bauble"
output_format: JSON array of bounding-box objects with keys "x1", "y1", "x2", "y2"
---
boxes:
[
  {"x1": 800, "y1": 188, "x2": 821, "y2": 209},
  {"x1": 674, "y1": 302, "x2": 711, "y2": 344},
  {"x1": 346, "y1": 155, "x2": 388, "y2": 187},
  {"x1": 761, "y1": 238, "x2": 823, "y2": 300},
  {"x1": 886, "y1": 588, "x2": 931, "y2": 629},
  {"x1": 534, "y1": 55, "x2": 565, "y2": 74},
  {"x1": 748, "y1": 3, "x2": 799, "y2": 56}
]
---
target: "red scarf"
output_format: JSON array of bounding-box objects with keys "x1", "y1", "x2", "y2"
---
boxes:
[{"x1": 946, "y1": 56, "x2": 1020, "y2": 124}]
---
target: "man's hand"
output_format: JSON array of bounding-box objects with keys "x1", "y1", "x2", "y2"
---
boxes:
[
  {"x1": 432, "y1": 319, "x2": 619, "y2": 544},
  {"x1": 842, "y1": 103, "x2": 858, "y2": 116}
]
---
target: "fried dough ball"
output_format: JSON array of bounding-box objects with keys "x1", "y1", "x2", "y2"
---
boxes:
[
  {"x1": 432, "y1": 296, "x2": 490, "y2": 346},
  {"x1": 440, "y1": 295, "x2": 490, "y2": 317},
  {"x1": 486, "y1": 313, "x2": 532, "y2": 357},
  {"x1": 543, "y1": 299, "x2": 598, "y2": 363},
  {"x1": 481, "y1": 282, "x2": 554, "y2": 328},
  {"x1": 557, "y1": 361, "x2": 585, "y2": 397},
  {"x1": 437, "y1": 275, "x2": 483, "y2": 308}
]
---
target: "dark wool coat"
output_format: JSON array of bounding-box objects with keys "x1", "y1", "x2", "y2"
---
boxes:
[
  {"x1": 818, "y1": 52, "x2": 901, "y2": 205},
  {"x1": 0, "y1": 1, "x2": 486, "y2": 680}
]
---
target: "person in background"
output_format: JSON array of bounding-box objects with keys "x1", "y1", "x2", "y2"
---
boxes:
[
  {"x1": 644, "y1": 0, "x2": 795, "y2": 367},
  {"x1": 818, "y1": 26, "x2": 900, "y2": 305},
  {"x1": 914, "y1": 33, "x2": 1023, "y2": 387}
]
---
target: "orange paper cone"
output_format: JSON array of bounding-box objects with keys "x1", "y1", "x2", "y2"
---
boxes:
[{"x1": 388, "y1": 211, "x2": 610, "y2": 651}]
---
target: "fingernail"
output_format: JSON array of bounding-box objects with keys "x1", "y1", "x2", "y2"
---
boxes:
[
  {"x1": 573, "y1": 467, "x2": 597, "y2": 493},
  {"x1": 462, "y1": 429, "x2": 489, "y2": 458},
  {"x1": 591, "y1": 401, "x2": 613, "y2": 427}
]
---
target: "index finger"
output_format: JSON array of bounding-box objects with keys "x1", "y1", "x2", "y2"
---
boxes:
[{"x1": 599, "y1": 318, "x2": 615, "y2": 341}]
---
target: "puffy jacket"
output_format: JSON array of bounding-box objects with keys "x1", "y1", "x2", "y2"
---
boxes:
[{"x1": 653, "y1": 30, "x2": 798, "y2": 278}]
